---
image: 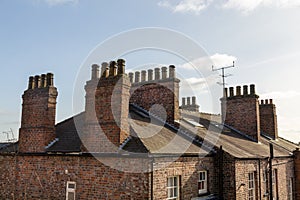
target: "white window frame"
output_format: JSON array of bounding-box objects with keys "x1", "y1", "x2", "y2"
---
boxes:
[
  {"x1": 66, "y1": 181, "x2": 76, "y2": 200},
  {"x1": 198, "y1": 171, "x2": 207, "y2": 195},
  {"x1": 167, "y1": 176, "x2": 179, "y2": 200},
  {"x1": 248, "y1": 172, "x2": 256, "y2": 200}
]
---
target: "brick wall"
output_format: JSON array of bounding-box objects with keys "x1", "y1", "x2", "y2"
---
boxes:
[
  {"x1": 0, "y1": 155, "x2": 15, "y2": 199},
  {"x1": 259, "y1": 99, "x2": 278, "y2": 139},
  {"x1": 152, "y1": 156, "x2": 216, "y2": 200},
  {"x1": 221, "y1": 152, "x2": 236, "y2": 199},
  {"x1": 294, "y1": 149, "x2": 300, "y2": 200},
  {"x1": 222, "y1": 85, "x2": 260, "y2": 142},
  {"x1": 235, "y1": 158, "x2": 294, "y2": 200},
  {"x1": 0, "y1": 154, "x2": 150, "y2": 200},
  {"x1": 19, "y1": 73, "x2": 58, "y2": 153},
  {"x1": 83, "y1": 60, "x2": 131, "y2": 152},
  {"x1": 129, "y1": 66, "x2": 180, "y2": 124}
]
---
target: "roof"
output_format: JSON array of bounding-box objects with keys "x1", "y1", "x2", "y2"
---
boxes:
[
  {"x1": 46, "y1": 105, "x2": 212, "y2": 155},
  {"x1": 181, "y1": 109, "x2": 298, "y2": 159},
  {"x1": 0, "y1": 142, "x2": 18, "y2": 153},
  {"x1": 46, "y1": 112, "x2": 84, "y2": 152},
  {"x1": 5, "y1": 104, "x2": 297, "y2": 158}
]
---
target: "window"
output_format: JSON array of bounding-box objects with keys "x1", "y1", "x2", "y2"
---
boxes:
[
  {"x1": 248, "y1": 172, "x2": 256, "y2": 200},
  {"x1": 198, "y1": 171, "x2": 207, "y2": 194},
  {"x1": 66, "y1": 181, "x2": 76, "y2": 200},
  {"x1": 167, "y1": 176, "x2": 179, "y2": 200},
  {"x1": 289, "y1": 178, "x2": 293, "y2": 200}
]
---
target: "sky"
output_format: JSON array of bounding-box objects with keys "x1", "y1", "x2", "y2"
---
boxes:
[{"x1": 0, "y1": 0, "x2": 300, "y2": 142}]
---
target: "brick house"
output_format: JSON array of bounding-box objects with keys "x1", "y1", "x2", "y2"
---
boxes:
[{"x1": 0, "y1": 59, "x2": 299, "y2": 199}]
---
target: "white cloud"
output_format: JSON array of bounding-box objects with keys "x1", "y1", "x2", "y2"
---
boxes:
[
  {"x1": 158, "y1": 0, "x2": 300, "y2": 14},
  {"x1": 222, "y1": 0, "x2": 300, "y2": 13},
  {"x1": 210, "y1": 53, "x2": 236, "y2": 68},
  {"x1": 42, "y1": 0, "x2": 78, "y2": 6},
  {"x1": 178, "y1": 53, "x2": 236, "y2": 70},
  {"x1": 158, "y1": 0, "x2": 212, "y2": 14}
]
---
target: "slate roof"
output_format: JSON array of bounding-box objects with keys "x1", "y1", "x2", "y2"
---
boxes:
[
  {"x1": 47, "y1": 112, "x2": 84, "y2": 153},
  {"x1": 0, "y1": 142, "x2": 18, "y2": 153},
  {"x1": 46, "y1": 105, "x2": 211, "y2": 155},
  {"x1": 181, "y1": 110, "x2": 298, "y2": 158},
  {"x1": 2, "y1": 104, "x2": 297, "y2": 158}
]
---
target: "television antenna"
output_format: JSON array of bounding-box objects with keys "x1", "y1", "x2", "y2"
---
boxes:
[{"x1": 212, "y1": 61, "x2": 235, "y2": 96}]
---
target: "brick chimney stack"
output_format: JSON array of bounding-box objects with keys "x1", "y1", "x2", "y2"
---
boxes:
[
  {"x1": 19, "y1": 73, "x2": 58, "y2": 152},
  {"x1": 129, "y1": 65, "x2": 180, "y2": 124},
  {"x1": 259, "y1": 99, "x2": 278, "y2": 139},
  {"x1": 221, "y1": 84, "x2": 260, "y2": 142},
  {"x1": 83, "y1": 59, "x2": 131, "y2": 152}
]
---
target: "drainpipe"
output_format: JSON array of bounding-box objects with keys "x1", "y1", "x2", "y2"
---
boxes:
[
  {"x1": 151, "y1": 157, "x2": 154, "y2": 200},
  {"x1": 219, "y1": 146, "x2": 224, "y2": 199},
  {"x1": 269, "y1": 143, "x2": 274, "y2": 200},
  {"x1": 258, "y1": 159, "x2": 261, "y2": 200}
]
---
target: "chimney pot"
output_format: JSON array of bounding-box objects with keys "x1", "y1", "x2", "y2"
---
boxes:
[
  {"x1": 141, "y1": 70, "x2": 146, "y2": 82},
  {"x1": 169, "y1": 65, "x2": 175, "y2": 78},
  {"x1": 117, "y1": 59, "x2": 125, "y2": 75},
  {"x1": 41, "y1": 74, "x2": 46, "y2": 88},
  {"x1": 46, "y1": 73, "x2": 54, "y2": 86},
  {"x1": 229, "y1": 87, "x2": 234, "y2": 97},
  {"x1": 128, "y1": 72, "x2": 134, "y2": 83},
  {"x1": 182, "y1": 97, "x2": 186, "y2": 106},
  {"x1": 109, "y1": 61, "x2": 117, "y2": 76},
  {"x1": 236, "y1": 86, "x2": 241, "y2": 96},
  {"x1": 192, "y1": 96, "x2": 196, "y2": 105},
  {"x1": 101, "y1": 62, "x2": 109, "y2": 77},
  {"x1": 243, "y1": 85, "x2": 248, "y2": 95},
  {"x1": 187, "y1": 97, "x2": 191, "y2": 105},
  {"x1": 148, "y1": 69, "x2": 153, "y2": 81},
  {"x1": 270, "y1": 99, "x2": 273, "y2": 104},
  {"x1": 224, "y1": 88, "x2": 228, "y2": 98},
  {"x1": 261, "y1": 100, "x2": 264, "y2": 105},
  {"x1": 91, "y1": 64, "x2": 100, "y2": 80},
  {"x1": 162, "y1": 66, "x2": 167, "y2": 79},
  {"x1": 265, "y1": 99, "x2": 269, "y2": 104},
  {"x1": 35, "y1": 75, "x2": 41, "y2": 88},
  {"x1": 135, "y1": 71, "x2": 140, "y2": 83},
  {"x1": 154, "y1": 68, "x2": 160, "y2": 80},
  {"x1": 28, "y1": 76, "x2": 34, "y2": 89},
  {"x1": 250, "y1": 84, "x2": 255, "y2": 95}
]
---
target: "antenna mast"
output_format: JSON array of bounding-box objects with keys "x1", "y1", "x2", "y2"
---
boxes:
[{"x1": 212, "y1": 61, "x2": 235, "y2": 96}]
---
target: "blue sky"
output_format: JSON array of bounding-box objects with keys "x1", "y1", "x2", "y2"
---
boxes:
[{"x1": 1, "y1": 0, "x2": 300, "y2": 142}]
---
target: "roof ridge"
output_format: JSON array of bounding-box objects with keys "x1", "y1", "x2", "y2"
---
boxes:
[{"x1": 55, "y1": 112, "x2": 85, "y2": 127}]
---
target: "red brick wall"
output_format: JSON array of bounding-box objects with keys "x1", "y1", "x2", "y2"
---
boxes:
[
  {"x1": 223, "y1": 85, "x2": 260, "y2": 142},
  {"x1": 221, "y1": 152, "x2": 236, "y2": 199},
  {"x1": 0, "y1": 154, "x2": 150, "y2": 200},
  {"x1": 0, "y1": 155, "x2": 15, "y2": 199},
  {"x1": 259, "y1": 100, "x2": 278, "y2": 139},
  {"x1": 235, "y1": 158, "x2": 294, "y2": 200},
  {"x1": 152, "y1": 156, "x2": 216, "y2": 200},
  {"x1": 83, "y1": 73, "x2": 131, "y2": 152},
  {"x1": 19, "y1": 79, "x2": 58, "y2": 153},
  {"x1": 294, "y1": 150, "x2": 300, "y2": 200},
  {"x1": 130, "y1": 79, "x2": 180, "y2": 124}
]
